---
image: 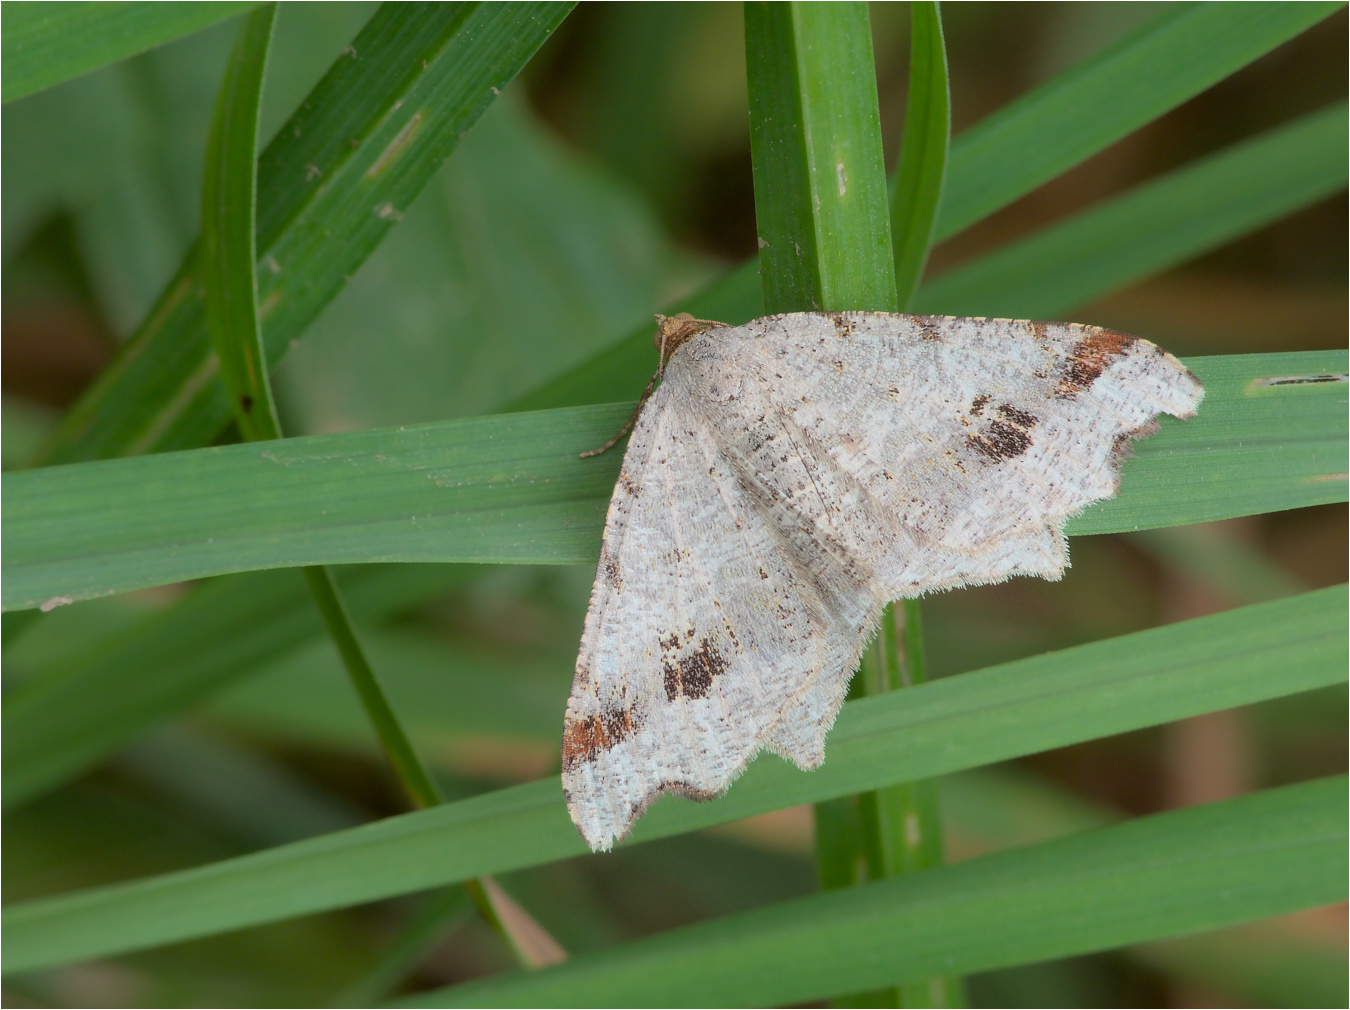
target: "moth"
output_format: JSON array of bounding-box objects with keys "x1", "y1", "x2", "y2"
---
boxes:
[{"x1": 562, "y1": 311, "x2": 1203, "y2": 851}]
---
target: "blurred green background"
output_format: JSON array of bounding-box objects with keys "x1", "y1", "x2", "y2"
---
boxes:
[{"x1": 3, "y1": 3, "x2": 1345, "y2": 1006}]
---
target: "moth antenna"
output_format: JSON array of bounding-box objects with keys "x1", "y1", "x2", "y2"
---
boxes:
[{"x1": 579, "y1": 369, "x2": 660, "y2": 458}]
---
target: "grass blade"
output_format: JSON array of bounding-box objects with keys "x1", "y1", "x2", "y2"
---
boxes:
[
  {"x1": 202, "y1": 3, "x2": 281, "y2": 442},
  {"x1": 2, "y1": 565, "x2": 474, "y2": 811},
  {"x1": 933, "y1": 1, "x2": 1345, "y2": 240},
  {"x1": 197, "y1": 35, "x2": 559, "y2": 960},
  {"x1": 3, "y1": 585, "x2": 1341, "y2": 972},
  {"x1": 4, "y1": 353, "x2": 1342, "y2": 612},
  {"x1": 34, "y1": 2, "x2": 575, "y2": 465},
  {"x1": 883, "y1": 15, "x2": 960, "y2": 1002},
  {"x1": 1, "y1": 1, "x2": 264, "y2": 103},
  {"x1": 29, "y1": 1, "x2": 1330, "y2": 465},
  {"x1": 518, "y1": 105, "x2": 1348, "y2": 418},
  {"x1": 402, "y1": 777, "x2": 1347, "y2": 1007},
  {"x1": 197, "y1": 0, "x2": 441, "y2": 810},
  {"x1": 889, "y1": 1, "x2": 949, "y2": 308},
  {"x1": 745, "y1": 1, "x2": 897, "y2": 314},
  {"x1": 918, "y1": 102, "x2": 1349, "y2": 319}
]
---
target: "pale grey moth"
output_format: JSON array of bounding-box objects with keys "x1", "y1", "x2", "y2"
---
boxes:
[{"x1": 563, "y1": 311, "x2": 1204, "y2": 851}]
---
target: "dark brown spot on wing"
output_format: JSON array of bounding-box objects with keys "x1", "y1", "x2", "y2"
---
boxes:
[
  {"x1": 562, "y1": 704, "x2": 644, "y2": 771},
  {"x1": 969, "y1": 422, "x2": 1033, "y2": 461},
  {"x1": 601, "y1": 552, "x2": 622, "y2": 591},
  {"x1": 830, "y1": 313, "x2": 855, "y2": 337},
  {"x1": 617, "y1": 468, "x2": 640, "y2": 497},
  {"x1": 1056, "y1": 327, "x2": 1137, "y2": 398},
  {"x1": 968, "y1": 405, "x2": 1037, "y2": 462},
  {"x1": 970, "y1": 394, "x2": 990, "y2": 416},
  {"x1": 996, "y1": 403, "x2": 1037, "y2": 428},
  {"x1": 917, "y1": 319, "x2": 943, "y2": 341},
  {"x1": 662, "y1": 634, "x2": 729, "y2": 701}
]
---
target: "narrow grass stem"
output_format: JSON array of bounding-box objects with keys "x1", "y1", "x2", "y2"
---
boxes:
[
  {"x1": 198, "y1": 6, "x2": 564, "y2": 975},
  {"x1": 300, "y1": 566, "x2": 441, "y2": 808}
]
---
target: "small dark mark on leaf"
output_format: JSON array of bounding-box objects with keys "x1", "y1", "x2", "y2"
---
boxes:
[{"x1": 1254, "y1": 373, "x2": 1348, "y2": 387}]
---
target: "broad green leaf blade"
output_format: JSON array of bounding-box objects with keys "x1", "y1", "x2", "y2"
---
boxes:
[
  {"x1": 4, "y1": 401, "x2": 624, "y2": 613},
  {"x1": 1, "y1": 1, "x2": 263, "y2": 103},
  {"x1": 202, "y1": 4, "x2": 281, "y2": 441},
  {"x1": 2, "y1": 566, "x2": 474, "y2": 811},
  {"x1": 401, "y1": 777, "x2": 1347, "y2": 1008},
  {"x1": 918, "y1": 103, "x2": 1349, "y2": 319},
  {"x1": 34, "y1": 1, "x2": 575, "y2": 465},
  {"x1": 3, "y1": 586, "x2": 1342, "y2": 972},
  {"x1": 933, "y1": 1, "x2": 1345, "y2": 241},
  {"x1": 4, "y1": 353, "x2": 1343, "y2": 611},
  {"x1": 889, "y1": 1, "x2": 949, "y2": 308},
  {"x1": 745, "y1": 1, "x2": 896, "y2": 313}
]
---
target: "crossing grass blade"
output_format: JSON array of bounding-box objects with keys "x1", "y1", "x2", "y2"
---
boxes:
[
  {"x1": 31, "y1": 0, "x2": 1329, "y2": 465},
  {"x1": 888, "y1": 0, "x2": 949, "y2": 308},
  {"x1": 1, "y1": 565, "x2": 475, "y2": 811},
  {"x1": 1, "y1": 1, "x2": 265, "y2": 103},
  {"x1": 399, "y1": 777, "x2": 1347, "y2": 1007},
  {"x1": 744, "y1": 0, "x2": 898, "y2": 315},
  {"x1": 931, "y1": 1, "x2": 1345, "y2": 240},
  {"x1": 33, "y1": 1, "x2": 575, "y2": 465},
  {"x1": 3, "y1": 585, "x2": 1342, "y2": 973},
  {"x1": 4, "y1": 352, "x2": 1343, "y2": 612},
  {"x1": 917, "y1": 102, "x2": 1349, "y2": 319},
  {"x1": 201, "y1": 3, "x2": 281, "y2": 443},
  {"x1": 517, "y1": 104, "x2": 1349, "y2": 417}
]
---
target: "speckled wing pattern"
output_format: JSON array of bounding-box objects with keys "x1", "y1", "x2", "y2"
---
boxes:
[{"x1": 563, "y1": 312, "x2": 1203, "y2": 850}]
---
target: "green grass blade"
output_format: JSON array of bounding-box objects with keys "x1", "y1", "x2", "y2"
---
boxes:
[
  {"x1": 202, "y1": 4, "x2": 281, "y2": 442},
  {"x1": 919, "y1": 102, "x2": 1348, "y2": 319},
  {"x1": 29, "y1": 0, "x2": 1327, "y2": 465},
  {"x1": 746, "y1": 6, "x2": 956, "y2": 1002},
  {"x1": 299, "y1": 566, "x2": 442, "y2": 810},
  {"x1": 1, "y1": 1, "x2": 264, "y2": 103},
  {"x1": 195, "y1": 2, "x2": 444, "y2": 816},
  {"x1": 401, "y1": 777, "x2": 1347, "y2": 1007},
  {"x1": 882, "y1": 12, "x2": 959, "y2": 1000},
  {"x1": 745, "y1": 1, "x2": 896, "y2": 314},
  {"x1": 34, "y1": 1, "x2": 575, "y2": 465},
  {"x1": 933, "y1": 1, "x2": 1345, "y2": 241},
  {"x1": 1063, "y1": 351, "x2": 1348, "y2": 535},
  {"x1": 2, "y1": 566, "x2": 474, "y2": 811},
  {"x1": 3, "y1": 586, "x2": 1342, "y2": 972},
  {"x1": 4, "y1": 352, "x2": 1342, "y2": 611},
  {"x1": 517, "y1": 104, "x2": 1348, "y2": 418},
  {"x1": 889, "y1": 1, "x2": 949, "y2": 308}
]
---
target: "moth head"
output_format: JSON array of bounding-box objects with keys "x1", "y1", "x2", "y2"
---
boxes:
[{"x1": 653, "y1": 312, "x2": 726, "y2": 367}]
